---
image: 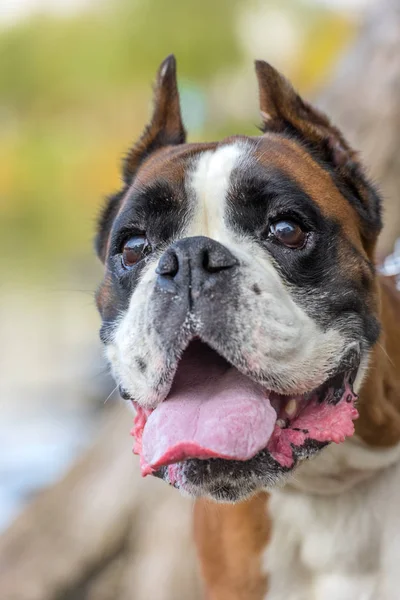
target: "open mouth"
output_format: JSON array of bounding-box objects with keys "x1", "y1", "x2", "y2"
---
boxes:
[{"x1": 131, "y1": 341, "x2": 359, "y2": 488}]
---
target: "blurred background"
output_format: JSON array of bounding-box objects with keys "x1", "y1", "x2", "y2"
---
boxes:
[{"x1": 1, "y1": 0, "x2": 400, "y2": 598}]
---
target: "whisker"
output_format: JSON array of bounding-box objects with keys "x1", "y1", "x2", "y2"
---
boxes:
[
  {"x1": 104, "y1": 384, "x2": 119, "y2": 404},
  {"x1": 377, "y1": 342, "x2": 395, "y2": 368}
]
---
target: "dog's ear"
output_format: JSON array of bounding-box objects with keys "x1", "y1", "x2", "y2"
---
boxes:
[
  {"x1": 254, "y1": 60, "x2": 382, "y2": 245},
  {"x1": 123, "y1": 54, "x2": 186, "y2": 185},
  {"x1": 95, "y1": 55, "x2": 186, "y2": 262},
  {"x1": 255, "y1": 60, "x2": 355, "y2": 166}
]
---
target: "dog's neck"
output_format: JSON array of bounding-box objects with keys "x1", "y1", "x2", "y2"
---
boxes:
[
  {"x1": 356, "y1": 276, "x2": 400, "y2": 446},
  {"x1": 288, "y1": 275, "x2": 400, "y2": 496}
]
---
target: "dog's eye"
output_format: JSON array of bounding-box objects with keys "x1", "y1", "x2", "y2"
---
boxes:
[
  {"x1": 122, "y1": 235, "x2": 149, "y2": 268},
  {"x1": 270, "y1": 220, "x2": 306, "y2": 249}
]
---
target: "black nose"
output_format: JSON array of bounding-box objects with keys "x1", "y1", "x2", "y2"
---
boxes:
[{"x1": 156, "y1": 236, "x2": 238, "y2": 293}]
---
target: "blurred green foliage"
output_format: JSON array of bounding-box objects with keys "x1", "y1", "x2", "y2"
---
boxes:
[
  {"x1": 0, "y1": 0, "x2": 242, "y2": 113},
  {"x1": 0, "y1": 0, "x2": 243, "y2": 276},
  {"x1": 0, "y1": 0, "x2": 353, "y2": 277}
]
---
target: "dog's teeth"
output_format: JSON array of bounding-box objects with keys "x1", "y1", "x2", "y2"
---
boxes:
[
  {"x1": 285, "y1": 399, "x2": 297, "y2": 417},
  {"x1": 276, "y1": 419, "x2": 286, "y2": 428}
]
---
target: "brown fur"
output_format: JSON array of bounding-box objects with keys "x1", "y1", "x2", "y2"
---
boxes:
[
  {"x1": 253, "y1": 135, "x2": 366, "y2": 253},
  {"x1": 356, "y1": 276, "x2": 400, "y2": 446},
  {"x1": 194, "y1": 493, "x2": 270, "y2": 600},
  {"x1": 127, "y1": 142, "x2": 217, "y2": 192}
]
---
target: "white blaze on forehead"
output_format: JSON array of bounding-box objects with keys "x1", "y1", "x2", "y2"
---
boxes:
[{"x1": 186, "y1": 142, "x2": 246, "y2": 239}]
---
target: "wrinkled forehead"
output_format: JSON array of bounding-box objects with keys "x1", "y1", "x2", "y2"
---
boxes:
[{"x1": 120, "y1": 134, "x2": 363, "y2": 250}]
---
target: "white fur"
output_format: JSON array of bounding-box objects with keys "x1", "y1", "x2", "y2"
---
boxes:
[
  {"x1": 264, "y1": 439, "x2": 400, "y2": 600},
  {"x1": 106, "y1": 259, "x2": 166, "y2": 405},
  {"x1": 186, "y1": 143, "x2": 243, "y2": 241}
]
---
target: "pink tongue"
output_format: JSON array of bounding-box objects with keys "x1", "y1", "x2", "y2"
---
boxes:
[{"x1": 141, "y1": 343, "x2": 277, "y2": 470}]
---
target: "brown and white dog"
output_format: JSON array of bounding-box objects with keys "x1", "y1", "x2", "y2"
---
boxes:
[{"x1": 95, "y1": 56, "x2": 400, "y2": 599}]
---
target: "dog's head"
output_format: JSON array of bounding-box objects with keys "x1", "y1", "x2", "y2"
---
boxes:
[{"x1": 95, "y1": 56, "x2": 382, "y2": 502}]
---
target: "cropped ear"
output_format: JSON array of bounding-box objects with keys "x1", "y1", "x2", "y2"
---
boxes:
[
  {"x1": 123, "y1": 54, "x2": 186, "y2": 185},
  {"x1": 95, "y1": 55, "x2": 186, "y2": 262},
  {"x1": 254, "y1": 60, "x2": 382, "y2": 244},
  {"x1": 255, "y1": 60, "x2": 355, "y2": 166}
]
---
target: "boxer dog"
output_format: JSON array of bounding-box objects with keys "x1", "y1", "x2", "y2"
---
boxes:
[{"x1": 95, "y1": 56, "x2": 400, "y2": 599}]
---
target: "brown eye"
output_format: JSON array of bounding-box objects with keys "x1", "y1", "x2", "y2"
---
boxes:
[
  {"x1": 122, "y1": 235, "x2": 149, "y2": 268},
  {"x1": 270, "y1": 220, "x2": 306, "y2": 249}
]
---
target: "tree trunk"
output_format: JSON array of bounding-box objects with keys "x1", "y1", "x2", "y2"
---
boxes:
[
  {"x1": 0, "y1": 404, "x2": 202, "y2": 600},
  {"x1": 318, "y1": 0, "x2": 400, "y2": 257}
]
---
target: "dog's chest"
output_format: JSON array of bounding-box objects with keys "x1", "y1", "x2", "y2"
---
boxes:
[{"x1": 263, "y1": 455, "x2": 400, "y2": 600}]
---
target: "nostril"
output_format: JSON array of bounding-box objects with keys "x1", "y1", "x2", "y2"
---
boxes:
[
  {"x1": 202, "y1": 247, "x2": 238, "y2": 273},
  {"x1": 202, "y1": 249, "x2": 210, "y2": 272},
  {"x1": 156, "y1": 251, "x2": 179, "y2": 278}
]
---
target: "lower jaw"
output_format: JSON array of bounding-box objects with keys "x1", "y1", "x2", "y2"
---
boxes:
[
  {"x1": 137, "y1": 386, "x2": 358, "y2": 476},
  {"x1": 155, "y1": 438, "x2": 329, "y2": 502},
  {"x1": 132, "y1": 369, "x2": 359, "y2": 496}
]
